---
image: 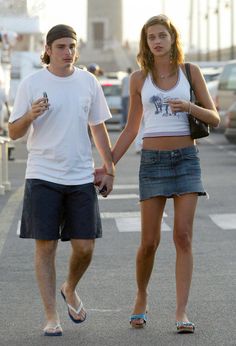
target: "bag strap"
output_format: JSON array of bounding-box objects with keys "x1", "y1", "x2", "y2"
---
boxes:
[{"x1": 185, "y1": 63, "x2": 194, "y2": 102}]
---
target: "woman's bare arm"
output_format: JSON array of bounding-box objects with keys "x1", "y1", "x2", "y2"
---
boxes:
[{"x1": 112, "y1": 70, "x2": 145, "y2": 165}]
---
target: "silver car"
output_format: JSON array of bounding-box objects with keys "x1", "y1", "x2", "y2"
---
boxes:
[
  {"x1": 224, "y1": 102, "x2": 236, "y2": 144},
  {"x1": 217, "y1": 60, "x2": 236, "y2": 130},
  {"x1": 100, "y1": 79, "x2": 122, "y2": 125}
]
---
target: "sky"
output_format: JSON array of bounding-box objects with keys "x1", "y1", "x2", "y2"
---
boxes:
[
  {"x1": 42, "y1": 0, "x2": 188, "y2": 42},
  {"x1": 36, "y1": 0, "x2": 234, "y2": 54}
]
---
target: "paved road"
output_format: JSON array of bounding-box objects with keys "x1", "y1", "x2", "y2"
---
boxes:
[{"x1": 0, "y1": 131, "x2": 236, "y2": 346}]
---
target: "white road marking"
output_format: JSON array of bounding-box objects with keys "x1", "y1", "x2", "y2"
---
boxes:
[
  {"x1": 115, "y1": 217, "x2": 171, "y2": 232},
  {"x1": 98, "y1": 194, "x2": 138, "y2": 200},
  {"x1": 113, "y1": 184, "x2": 138, "y2": 190},
  {"x1": 16, "y1": 220, "x2": 21, "y2": 235},
  {"x1": 88, "y1": 308, "x2": 121, "y2": 312},
  {"x1": 12, "y1": 159, "x2": 27, "y2": 164},
  {"x1": 0, "y1": 186, "x2": 24, "y2": 255},
  {"x1": 228, "y1": 151, "x2": 236, "y2": 157},
  {"x1": 204, "y1": 138, "x2": 236, "y2": 157},
  {"x1": 210, "y1": 214, "x2": 236, "y2": 230},
  {"x1": 204, "y1": 137, "x2": 214, "y2": 144},
  {"x1": 101, "y1": 211, "x2": 168, "y2": 218}
]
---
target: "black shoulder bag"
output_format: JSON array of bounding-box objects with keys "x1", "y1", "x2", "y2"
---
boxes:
[{"x1": 185, "y1": 63, "x2": 210, "y2": 139}]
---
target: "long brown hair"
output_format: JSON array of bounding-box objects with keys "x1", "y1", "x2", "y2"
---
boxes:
[
  {"x1": 137, "y1": 15, "x2": 184, "y2": 76},
  {"x1": 41, "y1": 47, "x2": 51, "y2": 65}
]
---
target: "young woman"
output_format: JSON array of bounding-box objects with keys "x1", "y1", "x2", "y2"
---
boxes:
[{"x1": 96, "y1": 15, "x2": 219, "y2": 333}]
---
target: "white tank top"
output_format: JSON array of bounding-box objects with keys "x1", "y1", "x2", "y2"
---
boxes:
[{"x1": 142, "y1": 67, "x2": 191, "y2": 138}]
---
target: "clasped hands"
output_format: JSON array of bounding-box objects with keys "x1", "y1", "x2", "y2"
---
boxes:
[{"x1": 94, "y1": 167, "x2": 114, "y2": 198}]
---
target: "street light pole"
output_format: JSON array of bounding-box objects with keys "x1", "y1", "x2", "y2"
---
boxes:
[
  {"x1": 162, "y1": 0, "x2": 166, "y2": 13},
  {"x1": 216, "y1": 0, "x2": 221, "y2": 61},
  {"x1": 230, "y1": 0, "x2": 234, "y2": 59},
  {"x1": 206, "y1": 0, "x2": 210, "y2": 60},
  {"x1": 197, "y1": 0, "x2": 201, "y2": 60},
  {"x1": 189, "y1": 0, "x2": 194, "y2": 54}
]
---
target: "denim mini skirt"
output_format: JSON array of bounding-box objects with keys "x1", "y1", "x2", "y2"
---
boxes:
[{"x1": 139, "y1": 145, "x2": 207, "y2": 201}]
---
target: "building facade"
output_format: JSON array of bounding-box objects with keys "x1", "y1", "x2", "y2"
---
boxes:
[{"x1": 87, "y1": 0, "x2": 122, "y2": 50}]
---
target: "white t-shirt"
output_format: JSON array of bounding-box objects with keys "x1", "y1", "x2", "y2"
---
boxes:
[{"x1": 9, "y1": 67, "x2": 111, "y2": 185}]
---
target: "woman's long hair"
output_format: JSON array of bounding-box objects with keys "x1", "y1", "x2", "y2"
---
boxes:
[{"x1": 137, "y1": 15, "x2": 184, "y2": 76}]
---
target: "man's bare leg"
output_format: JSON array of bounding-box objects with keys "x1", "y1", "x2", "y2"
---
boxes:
[
  {"x1": 61, "y1": 239, "x2": 95, "y2": 321},
  {"x1": 35, "y1": 240, "x2": 62, "y2": 332}
]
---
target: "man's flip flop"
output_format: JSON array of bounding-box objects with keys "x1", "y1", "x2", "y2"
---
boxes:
[
  {"x1": 176, "y1": 321, "x2": 195, "y2": 333},
  {"x1": 129, "y1": 313, "x2": 147, "y2": 328},
  {"x1": 61, "y1": 290, "x2": 87, "y2": 324},
  {"x1": 43, "y1": 324, "x2": 63, "y2": 336}
]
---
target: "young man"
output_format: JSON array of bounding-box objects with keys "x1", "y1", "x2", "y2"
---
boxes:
[{"x1": 8, "y1": 24, "x2": 115, "y2": 336}]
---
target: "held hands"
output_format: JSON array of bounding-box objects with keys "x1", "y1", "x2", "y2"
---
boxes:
[
  {"x1": 94, "y1": 166, "x2": 114, "y2": 198},
  {"x1": 168, "y1": 99, "x2": 190, "y2": 113},
  {"x1": 28, "y1": 96, "x2": 50, "y2": 121}
]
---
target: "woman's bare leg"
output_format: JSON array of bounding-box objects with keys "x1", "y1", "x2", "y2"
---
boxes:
[
  {"x1": 131, "y1": 197, "x2": 166, "y2": 326},
  {"x1": 173, "y1": 194, "x2": 198, "y2": 322}
]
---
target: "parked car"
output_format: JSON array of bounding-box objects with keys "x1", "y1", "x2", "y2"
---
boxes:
[
  {"x1": 201, "y1": 67, "x2": 222, "y2": 83},
  {"x1": 103, "y1": 71, "x2": 127, "y2": 80},
  {"x1": 224, "y1": 102, "x2": 236, "y2": 143},
  {"x1": 100, "y1": 79, "x2": 122, "y2": 125},
  {"x1": 207, "y1": 79, "x2": 219, "y2": 107},
  {"x1": 216, "y1": 60, "x2": 236, "y2": 130}
]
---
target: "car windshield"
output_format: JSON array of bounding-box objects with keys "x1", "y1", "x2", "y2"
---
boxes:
[{"x1": 102, "y1": 84, "x2": 121, "y2": 97}]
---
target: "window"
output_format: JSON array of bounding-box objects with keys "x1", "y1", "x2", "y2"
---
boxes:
[{"x1": 102, "y1": 84, "x2": 121, "y2": 97}]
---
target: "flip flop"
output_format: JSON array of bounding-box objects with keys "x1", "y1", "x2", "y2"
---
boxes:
[
  {"x1": 61, "y1": 289, "x2": 87, "y2": 324},
  {"x1": 176, "y1": 321, "x2": 195, "y2": 333},
  {"x1": 43, "y1": 324, "x2": 63, "y2": 336},
  {"x1": 130, "y1": 313, "x2": 147, "y2": 328}
]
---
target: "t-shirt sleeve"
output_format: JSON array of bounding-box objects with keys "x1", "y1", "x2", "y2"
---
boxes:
[
  {"x1": 8, "y1": 78, "x2": 31, "y2": 123},
  {"x1": 88, "y1": 78, "x2": 112, "y2": 126}
]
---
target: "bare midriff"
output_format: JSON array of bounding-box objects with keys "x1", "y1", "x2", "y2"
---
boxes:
[{"x1": 142, "y1": 136, "x2": 195, "y2": 151}]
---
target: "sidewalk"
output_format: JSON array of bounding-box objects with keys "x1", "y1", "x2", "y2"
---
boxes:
[
  {"x1": 0, "y1": 138, "x2": 26, "y2": 254},
  {"x1": 1, "y1": 133, "x2": 236, "y2": 345}
]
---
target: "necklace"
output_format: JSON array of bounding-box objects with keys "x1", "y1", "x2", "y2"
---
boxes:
[{"x1": 157, "y1": 69, "x2": 177, "y2": 79}]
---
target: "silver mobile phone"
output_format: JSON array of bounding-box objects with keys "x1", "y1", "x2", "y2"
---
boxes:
[
  {"x1": 43, "y1": 92, "x2": 49, "y2": 109},
  {"x1": 99, "y1": 186, "x2": 107, "y2": 194}
]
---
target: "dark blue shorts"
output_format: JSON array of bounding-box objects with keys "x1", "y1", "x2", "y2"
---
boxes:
[
  {"x1": 20, "y1": 179, "x2": 102, "y2": 241},
  {"x1": 139, "y1": 145, "x2": 207, "y2": 201}
]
